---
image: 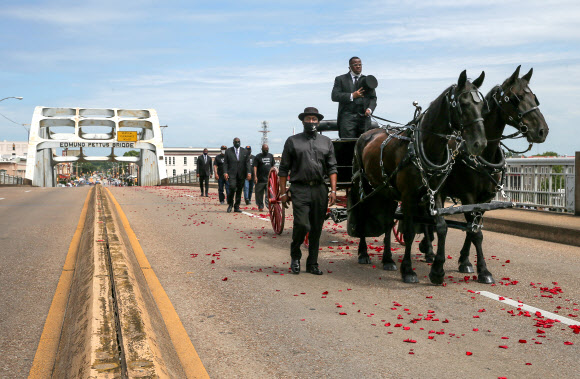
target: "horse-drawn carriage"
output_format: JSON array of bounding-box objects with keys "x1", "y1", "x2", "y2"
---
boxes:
[
  {"x1": 266, "y1": 119, "x2": 406, "y2": 244},
  {"x1": 266, "y1": 67, "x2": 547, "y2": 285}
]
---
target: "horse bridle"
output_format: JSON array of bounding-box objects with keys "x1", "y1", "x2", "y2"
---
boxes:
[
  {"x1": 447, "y1": 85, "x2": 486, "y2": 131},
  {"x1": 492, "y1": 84, "x2": 541, "y2": 135}
]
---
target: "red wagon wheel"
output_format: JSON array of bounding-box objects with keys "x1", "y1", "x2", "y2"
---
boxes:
[
  {"x1": 268, "y1": 167, "x2": 285, "y2": 235},
  {"x1": 392, "y1": 220, "x2": 405, "y2": 245}
]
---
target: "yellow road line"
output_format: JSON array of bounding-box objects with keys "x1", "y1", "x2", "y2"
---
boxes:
[
  {"x1": 105, "y1": 187, "x2": 209, "y2": 379},
  {"x1": 29, "y1": 187, "x2": 93, "y2": 378}
]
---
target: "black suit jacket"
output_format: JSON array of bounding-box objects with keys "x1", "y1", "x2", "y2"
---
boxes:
[
  {"x1": 331, "y1": 72, "x2": 377, "y2": 125},
  {"x1": 196, "y1": 154, "x2": 212, "y2": 177},
  {"x1": 223, "y1": 147, "x2": 252, "y2": 179}
]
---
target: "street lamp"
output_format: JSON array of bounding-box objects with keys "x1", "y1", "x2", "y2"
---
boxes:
[{"x1": 0, "y1": 96, "x2": 23, "y2": 102}]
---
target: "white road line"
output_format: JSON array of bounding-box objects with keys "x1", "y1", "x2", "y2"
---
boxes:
[
  {"x1": 25, "y1": 190, "x2": 31, "y2": 193},
  {"x1": 478, "y1": 290, "x2": 580, "y2": 326},
  {"x1": 242, "y1": 211, "x2": 270, "y2": 221},
  {"x1": 0, "y1": 198, "x2": 4, "y2": 200}
]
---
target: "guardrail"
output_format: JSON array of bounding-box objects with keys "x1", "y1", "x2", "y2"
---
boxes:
[
  {"x1": 167, "y1": 171, "x2": 218, "y2": 185},
  {"x1": 495, "y1": 157, "x2": 575, "y2": 213},
  {"x1": 0, "y1": 172, "x2": 25, "y2": 185}
]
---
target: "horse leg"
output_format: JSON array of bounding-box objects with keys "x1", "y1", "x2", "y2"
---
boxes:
[
  {"x1": 428, "y1": 213, "x2": 448, "y2": 285},
  {"x1": 382, "y1": 202, "x2": 398, "y2": 270},
  {"x1": 419, "y1": 225, "x2": 435, "y2": 263},
  {"x1": 458, "y1": 213, "x2": 475, "y2": 273},
  {"x1": 472, "y1": 229, "x2": 494, "y2": 284},
  {"x1": 358, "y1": 237, "x2": 371, "y2": 264},
  {"x1": 400, "y1": 212, "x2": 418, "y2": 283}
]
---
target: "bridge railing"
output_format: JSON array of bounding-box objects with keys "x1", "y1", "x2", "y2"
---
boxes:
[
  {"x1": 494, "y1": 157, "x2": 575, "y2": 213},
  {"x1": 168, "y1": 171, "x2": 218, "y2": 185},
  {"x1": 0, "y1": 172, "x2": 24, "y2": 185}
]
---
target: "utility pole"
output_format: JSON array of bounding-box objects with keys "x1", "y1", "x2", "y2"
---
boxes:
[{"x1": 259, "y1": 121, "x2": 270, "y2": 146}]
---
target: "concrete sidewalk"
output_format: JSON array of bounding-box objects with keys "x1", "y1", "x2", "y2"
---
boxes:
[{"x1": 447, "y1": 207, "x2": 580, "y2": 247}]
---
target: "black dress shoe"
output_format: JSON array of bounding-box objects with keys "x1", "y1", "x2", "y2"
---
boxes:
[
  {"x1": 227, "y1": 205, "x2": 233, "y2": 213},
  {"x1": 306, "y1": 265, "x2": 323, "y2": 275},
  {"x1": 220, "y1": 201, "x2": 225, "y2": 205},
  {"x1": 291, "y1": 260, "x2": 300, "y2": 274},
  {"x1": 234, "y1": 208, "x2": 242, "y2": 213}
]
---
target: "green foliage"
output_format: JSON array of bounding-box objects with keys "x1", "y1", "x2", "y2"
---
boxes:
[
  {"x1": 123, "y1": 150, "x2": 140, "y2": 157},
  {"x1": 537, "y1": 151, "x2": 558, "y2": 157}
]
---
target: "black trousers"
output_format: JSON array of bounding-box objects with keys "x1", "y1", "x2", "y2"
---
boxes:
[
  {"x1": 290, "y1": 183, "x2": 328, "y2": 267},
  {"x1": 199, "y1": 175, "x2": 209, "y2": 195},
  {"x1": 255, "y1": 181, "x2": 268, "y2": 209},
  {"x1": 227, "y1": 176, "x2": 244, "y2": 208},
  {"x1": 338, "y1": 112, "x2": 371, "y2": 139}
]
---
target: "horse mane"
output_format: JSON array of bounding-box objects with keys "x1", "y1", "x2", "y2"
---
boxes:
[{"x1": 418, "y1": 84, "x2": 454, "y2": 128}]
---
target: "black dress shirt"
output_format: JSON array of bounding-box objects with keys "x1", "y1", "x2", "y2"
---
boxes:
[{"x1": 279, "y1": 132, "x2": 337, "y2": 183}]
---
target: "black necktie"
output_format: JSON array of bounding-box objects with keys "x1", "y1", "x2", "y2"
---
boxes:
[{"x1": 353, "y1": 76, "x2": 359, "y2": 89}]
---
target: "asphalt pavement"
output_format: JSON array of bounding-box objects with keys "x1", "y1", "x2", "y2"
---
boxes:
[
  {"x1": 0, "y1": 186, "x2": 90, "y2": 378},
  {"x1": 106, "y1": 185, "x2": 580, "y2": 378}
]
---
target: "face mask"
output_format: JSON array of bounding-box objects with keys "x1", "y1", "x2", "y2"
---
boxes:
[
  {"x1": 303, "y1": 122, "x2": 318, "y2": 135},
  {"x1": 262, "y1": 149, "x2": 269, "y2": 154},
  {"x1": 234, "y1": 141, "x2": 241, "y2": 148},
  {"x1": 221, "y1": 149, "x2": 226, "y2": 154}
]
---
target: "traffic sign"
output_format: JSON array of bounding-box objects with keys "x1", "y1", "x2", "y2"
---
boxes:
[{"x1": 117, "y1": 131, "x2": 138, "y2": 142}]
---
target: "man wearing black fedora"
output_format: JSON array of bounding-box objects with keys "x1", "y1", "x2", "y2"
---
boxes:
[
  {"x1": 331, "y1": 56, "x2": 378, "y2": 138},
  {"x1": 278, "y1": 107, "x2": 338, "y2": 275}
]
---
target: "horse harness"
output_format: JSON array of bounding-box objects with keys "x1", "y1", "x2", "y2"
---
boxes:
[
  {"x1": 351, "y1": 85, "x2": 484, "y2": 216},
  {"x1": 490, "y1": 84, "x2": 542, "y2": 155}
]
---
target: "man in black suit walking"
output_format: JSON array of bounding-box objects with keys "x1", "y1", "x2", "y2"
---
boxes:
[
  {"x1": 223, "y1": 137, "x2": 252, "y2": 213},
  {"x1": 331, "y1": 56, "x2": 377, "y2": 138},
  {"x1": 196, "y1": 148, "x2": 212, "y2": 197}
]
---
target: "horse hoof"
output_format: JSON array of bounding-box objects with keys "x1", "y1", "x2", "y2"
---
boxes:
[
  {"x1": 429, "y1": 272, "x2": 445, "y2": 285},
  {"x1": 358, "y1": 257, "x2": 371, "y2": 264},
  {"x1": 383, "y1": 263, "x2": 397, "y2": 271},
  {"x1": 402, "y1": 274, "x2": 419, "y2": 283},
  {"x1": 478, "y1": 274, "x2": 495, "y2": 284},
  {"x1": 459, "y1": 264, "x2": 474, "y2": 273},
  {"x1": 425, "y1": 254, "x2": 435, "y2": 264}
]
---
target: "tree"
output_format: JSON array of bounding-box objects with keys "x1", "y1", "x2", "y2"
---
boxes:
[
  {"x1": 123, "y1": 150, "x2": 140, "y2": 157},
  {"x1": 537, "y1": 151, "x2": 558, "y2": 157}
]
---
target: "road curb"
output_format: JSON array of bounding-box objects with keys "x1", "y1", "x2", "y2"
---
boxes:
[{"x1": 446, "y1": 213, "x2": 580, "y2": 247}]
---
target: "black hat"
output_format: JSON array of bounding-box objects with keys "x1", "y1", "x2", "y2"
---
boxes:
[
  {"x1": 298, "y1": 106, "x2": 324, "y2": 121},
  {"x1": 359, "y1": 75, "x2": 378, "y2": 90}
]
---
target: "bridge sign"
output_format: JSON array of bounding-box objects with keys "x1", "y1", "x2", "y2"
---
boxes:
[{"x1": 118, "y1": 131, "x2": 138, "y2": 142}]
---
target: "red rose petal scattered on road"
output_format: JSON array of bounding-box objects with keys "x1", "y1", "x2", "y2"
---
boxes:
[
  {"x1": 519, "y1": 339, "x2": 527, "y2": 343},
  {"x1": 339, "y1": 312, "x2": 347, "y2": 315},
  {"x1": 466, "y1": 352, "x2": 473, "y2": 356},
  {"x1": 525, "y1": 363, "x2": 532, "y2": 366},
  {"x1": 404, "y1": 339, "x2": 417, "y2": 343},
  {"x1": 322, "y1": 291, "x2": 329, "y2": 295},
  {"x1": 499, "y1": 345, "x2": 508, "y2": 349},
  {"x1": 564, "y1": 341, "x2": 574, "y2": 345},
  {"x1": 222, "y1": 277, "x2": 228, "y2": 281}
]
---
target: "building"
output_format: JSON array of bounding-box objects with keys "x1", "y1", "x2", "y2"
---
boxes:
[
  {"x1": 0, "y1": 140, "x2": 28, "y2": 157},
  {"x1": 163, "y1": 147, "x2": 221, "y2": 178},
  {"x1": 0, "y1": 141, "x2": 28, "y2": 177}
]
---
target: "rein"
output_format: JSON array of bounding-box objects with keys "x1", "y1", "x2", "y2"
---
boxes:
[{"x1": 350, "y1": 86, "x2": 482, "y2": 215}]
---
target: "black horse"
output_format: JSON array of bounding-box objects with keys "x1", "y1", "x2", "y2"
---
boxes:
[
  {"x1": 419, "y1": 66, "x2": 549, "y2": 284},
  {"x1": 349, "y1": 70, "x2": 487, "y2": 284}
]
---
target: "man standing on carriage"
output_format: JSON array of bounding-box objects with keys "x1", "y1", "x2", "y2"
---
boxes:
[
  {"x1": 331, "y1": 56, "x2": 377, "y2": 138},
  {"x1": 279, "y1": 107, "x2": 338, "y2": 275}
]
